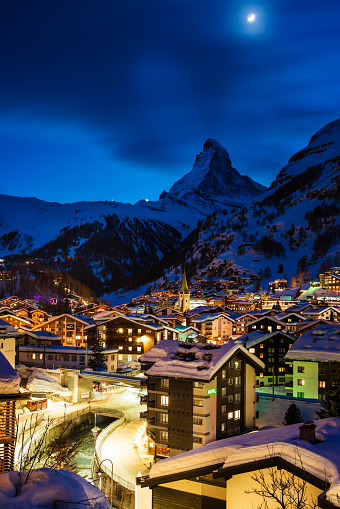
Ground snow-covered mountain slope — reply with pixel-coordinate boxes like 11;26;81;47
0;139;266;293
155;118;340;292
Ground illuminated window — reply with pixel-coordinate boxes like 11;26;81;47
234;410;240;419
193;417;202;425
234;377;240;385
32;353;36;360
319;380;326;388
137;338;141;343
128;329;133;334
137;346;141;352
118;354;123;360
39;353;43;360
160;430;168;441
128;355;132;362
228;411;233;419
118;328;123;333
221;387;227;396
259;373;264;378
128;346;132;351
228;378;233;385
161;395;169;406
278;367;285;372
129;337;132;342
221;369;227;379
194;399;203;407
160;413;168;423
118;346;123;350
161;379;169;388
297;379;305;386
260;344;263;348
260;353;263;358
194;381;203;388
249;348;255;354
221;422;226;432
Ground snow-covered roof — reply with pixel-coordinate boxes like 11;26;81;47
235;330;295;348
191;312;235;324
146;418;340;505
284;323;340;362
0;351;20;395
139;339;264;381
0;318;22;337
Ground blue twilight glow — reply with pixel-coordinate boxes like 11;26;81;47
1;1;340;204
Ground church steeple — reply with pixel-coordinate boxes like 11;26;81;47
180;270;189;293
179;270;190;315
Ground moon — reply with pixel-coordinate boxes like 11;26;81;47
247;13;256;22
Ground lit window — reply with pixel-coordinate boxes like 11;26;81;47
138;329;142;334
234;377;240;385
221;422;226;432
137;338;141;343
319;380;326;388
194;381;203;388
118;355;123;360
193;417;202;425
128;355;132;362
137;346;141;352
260;353;264;358
221;369;227;379
160;430;168;441
228;378;233;385
194;399;203;407
160;413;168;423
259;372;264;378
234;410;240;419
76;335;81;340
118;328;123;333
161;379;169;388
161;395;169;406
128;329;133;334
228;411;233;419
118;346;123;350
32;353;36;360
221;387;227;396
278;367;285;372
297;379;305;386
128;346;132;351
129;337;132;342
249;348;255;354
39;354;43;360
260;344;263;348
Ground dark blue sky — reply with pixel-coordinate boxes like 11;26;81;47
1;0;340;204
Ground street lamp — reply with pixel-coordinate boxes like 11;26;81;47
97;458;114;509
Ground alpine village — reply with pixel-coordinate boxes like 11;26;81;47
2;119;340;509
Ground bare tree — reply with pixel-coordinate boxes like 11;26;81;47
246;448;319;509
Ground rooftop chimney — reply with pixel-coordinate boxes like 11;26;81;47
299;423;316;443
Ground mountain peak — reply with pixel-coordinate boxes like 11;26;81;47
167;139;266;211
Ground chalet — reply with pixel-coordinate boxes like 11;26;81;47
31;314;91;347
191;313;235;343
284;323;340;399
137;419;340;509
301;306;340;322
0;312;33;330
139;340;264;460
319;267;340;291
246;316;285;334
0;319;21;367
85;315;165;363
238;330;296;387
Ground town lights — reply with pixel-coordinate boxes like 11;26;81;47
135;422;147;450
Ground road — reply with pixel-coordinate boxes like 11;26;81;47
95;388;154;485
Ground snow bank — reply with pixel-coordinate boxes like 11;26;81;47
27;368;72;396
0;469;109;509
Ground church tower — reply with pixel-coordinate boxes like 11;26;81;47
178;270;190;315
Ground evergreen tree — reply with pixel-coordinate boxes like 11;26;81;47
316;377;340;418
283;402;304;425
88;331;107;372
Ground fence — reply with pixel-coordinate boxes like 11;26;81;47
93;417;135;492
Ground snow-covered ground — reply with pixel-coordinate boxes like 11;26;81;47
257;394;321;428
